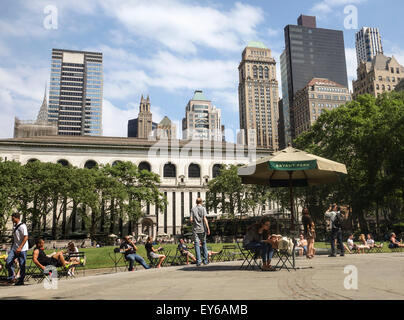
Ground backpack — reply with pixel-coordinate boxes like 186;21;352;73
333;212;344;230
13;223;34;249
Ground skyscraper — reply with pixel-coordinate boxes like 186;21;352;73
355;27;383;65
182;90;222;141
127;95;157;138
281;15;348;144
238;41;279;150
48;49;103;136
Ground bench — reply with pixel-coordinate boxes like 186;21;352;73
25;252;86;283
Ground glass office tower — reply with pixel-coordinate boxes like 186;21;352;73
48;49;103;136
282;15;348;141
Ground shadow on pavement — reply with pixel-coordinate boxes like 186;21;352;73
178;264;260;272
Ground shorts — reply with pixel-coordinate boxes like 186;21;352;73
149;252;163;259
41;257;62;268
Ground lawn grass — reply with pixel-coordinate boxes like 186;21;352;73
4;241;397;271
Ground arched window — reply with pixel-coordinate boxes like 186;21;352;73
57;159;70;167
138;161;151;172
188;163;201;178
253;65;258;79
259;66;263;79
27;158;39;163
212;164;222;178
163;163;176;178
84;160;98;169
264;67;269;79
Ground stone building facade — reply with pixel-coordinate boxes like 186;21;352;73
0;136;272;238
353;54;404;99
293;78;351;137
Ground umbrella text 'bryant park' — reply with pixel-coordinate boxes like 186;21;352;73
238;146;347;231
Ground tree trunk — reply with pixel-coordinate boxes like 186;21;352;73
109;199;115;234
62;197;67;238
52;196;58;239
357;208;368;234
71;200;77;233
100;197;105;233
32;195;38;234
81;205;86;231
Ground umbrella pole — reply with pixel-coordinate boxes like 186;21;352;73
288;171;295;231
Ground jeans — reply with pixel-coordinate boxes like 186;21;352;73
125;254;150;270
331;228;344;255
245;242;274;263
6;250;27;282
194;232;209;265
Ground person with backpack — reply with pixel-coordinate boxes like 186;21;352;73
325;204;346;257
6;213;29;286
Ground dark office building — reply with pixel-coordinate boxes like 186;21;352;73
282;15;348;142
127;118;157;138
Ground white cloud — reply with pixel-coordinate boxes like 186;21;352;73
267;28;281;37
99;0;263;53
102;99;167;137
146;51;238;91
311;0;367;14
345;47;357;91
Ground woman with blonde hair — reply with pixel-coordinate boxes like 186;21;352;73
357;234;370;253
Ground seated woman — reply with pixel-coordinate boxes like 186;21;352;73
389;233;404;249
145;236;166;268
64;241;81;276
357;234;371;253
33;239;76;271
366;234;383;248
243;216;278;271
178;238;196;265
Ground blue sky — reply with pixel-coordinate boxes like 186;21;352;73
0;0;403;140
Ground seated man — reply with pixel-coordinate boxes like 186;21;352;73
178;238;196;265
389;233;404;249
295;234;308;257
33;239;75;272
346;234;359;253
120;236;150;271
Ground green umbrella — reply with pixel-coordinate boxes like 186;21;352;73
238;146;347;230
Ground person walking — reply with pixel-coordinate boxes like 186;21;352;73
6;213;29;286
302;208;316;259
325;204;345;257
190;198;210;266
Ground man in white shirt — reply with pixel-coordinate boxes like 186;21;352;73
6;213;29;285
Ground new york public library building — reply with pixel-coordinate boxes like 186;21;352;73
0;135;273;240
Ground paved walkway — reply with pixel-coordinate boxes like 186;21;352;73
1;253;404;300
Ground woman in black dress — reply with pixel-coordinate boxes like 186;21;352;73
302;208;316;259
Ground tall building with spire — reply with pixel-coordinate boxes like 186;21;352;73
238;41;279;150
127;95;157;139
14;87;57;138
137;95;153;139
